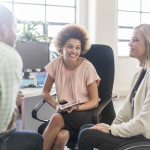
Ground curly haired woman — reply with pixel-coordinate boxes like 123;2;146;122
42;24;101;150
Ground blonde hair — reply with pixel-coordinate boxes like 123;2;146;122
53;24;91;55
134;24;150;69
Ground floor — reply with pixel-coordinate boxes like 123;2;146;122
15;97;126;150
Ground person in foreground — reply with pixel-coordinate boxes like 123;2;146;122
0;4;43;150
42;24;100;150
78;23;150;150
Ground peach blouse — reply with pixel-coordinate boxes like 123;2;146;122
45;56;100;103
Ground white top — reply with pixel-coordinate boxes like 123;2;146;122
111;68;150;139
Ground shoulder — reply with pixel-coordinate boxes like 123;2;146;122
81;58;96;71
46;56;62;68
81;57;93;67
132;68;143;80
51;56;62;64
0;43;22;70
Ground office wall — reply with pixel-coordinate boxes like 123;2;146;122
77;0;139;97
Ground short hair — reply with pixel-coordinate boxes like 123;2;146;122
53;24;91;55
134;24;150;69
0;4;13;25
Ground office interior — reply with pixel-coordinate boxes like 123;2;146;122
1;0;149;149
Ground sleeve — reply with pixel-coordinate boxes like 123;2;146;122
85;62;101;87
0;54;22;133
112;71;139;125
111;72;150;138
111;109;123;125
45;58;58;80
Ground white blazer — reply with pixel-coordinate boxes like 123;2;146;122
111;68;150;139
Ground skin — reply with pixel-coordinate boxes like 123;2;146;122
42;38;99;150
0;16;17;48
128;29;146;64
90;28;147;134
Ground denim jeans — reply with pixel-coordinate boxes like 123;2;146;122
0;130;43;150
77;124;145;150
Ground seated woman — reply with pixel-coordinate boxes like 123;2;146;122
77;23;150;150
42;24;101;150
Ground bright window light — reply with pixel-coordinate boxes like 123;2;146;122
118;0;140;12
14;4;45;21
142;0;150;12
14;0;45;4
48;25;65;37
46;6;75;23
118;42;130;57
118;28;133;40
0;2;12;11
46;0;75;7
118;0;150;57
118;11;140;27
141;13;150;24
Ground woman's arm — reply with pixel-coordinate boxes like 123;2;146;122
42;74;58;110
79;81;99;110
67;81;99;113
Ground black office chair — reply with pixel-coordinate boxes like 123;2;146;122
0;127;16;150
32;44;116;150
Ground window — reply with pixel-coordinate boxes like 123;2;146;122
0;0;76;51
118;0;150;57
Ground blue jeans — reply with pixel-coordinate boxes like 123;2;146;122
0;130;43;150
78;124;145;150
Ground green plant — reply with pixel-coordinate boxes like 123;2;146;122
17;21;50;42
50;50;59;61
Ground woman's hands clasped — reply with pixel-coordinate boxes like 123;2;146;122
55;104;79;113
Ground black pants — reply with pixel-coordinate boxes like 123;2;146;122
77;124;145;150
0;130;43;150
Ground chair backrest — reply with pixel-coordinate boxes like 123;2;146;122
82;44;114;101
82;44;116;124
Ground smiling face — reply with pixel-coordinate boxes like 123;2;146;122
128;29;146;64
62;38;81;62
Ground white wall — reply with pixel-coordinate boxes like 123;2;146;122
77;0;139;97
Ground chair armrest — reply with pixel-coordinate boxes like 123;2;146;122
92;94;117;124
0;127;16;143
32;93;56;123
115;139;150;150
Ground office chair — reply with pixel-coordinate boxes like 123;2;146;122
0;127;16;150
32;44;116;150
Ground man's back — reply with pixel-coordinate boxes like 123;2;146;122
0;41;22;134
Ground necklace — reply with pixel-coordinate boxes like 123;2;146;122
68;83;70;87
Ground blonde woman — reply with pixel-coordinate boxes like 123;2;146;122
78;24;150;150
42;24;100;150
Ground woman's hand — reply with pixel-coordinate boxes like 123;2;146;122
90;123;110;134
55;104;61;112
65;104;79;113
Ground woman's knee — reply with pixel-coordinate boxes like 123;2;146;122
49;113;64;128
54;130;70;146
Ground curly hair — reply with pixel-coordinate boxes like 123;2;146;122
53;24;91;55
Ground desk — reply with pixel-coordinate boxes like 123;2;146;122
21;87;56;132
